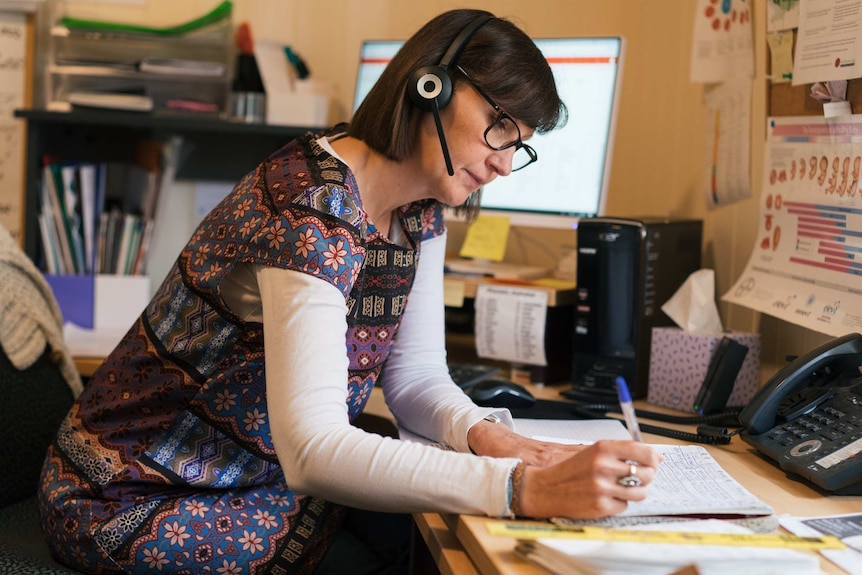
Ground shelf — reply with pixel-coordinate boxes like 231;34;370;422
444;273;576;307
15;107;325;262
15;108;320;138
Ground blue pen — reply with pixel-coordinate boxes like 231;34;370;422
615;376;643;442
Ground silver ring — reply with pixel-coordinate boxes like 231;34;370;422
618;461;642;487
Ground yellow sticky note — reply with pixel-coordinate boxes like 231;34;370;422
459;215;510;261
443;278;466;307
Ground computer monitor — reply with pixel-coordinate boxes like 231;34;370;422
353;36;624;230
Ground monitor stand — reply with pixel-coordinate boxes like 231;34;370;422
444;258;549;280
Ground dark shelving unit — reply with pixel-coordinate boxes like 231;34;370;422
15;108;324;261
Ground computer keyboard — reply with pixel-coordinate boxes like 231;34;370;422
448;361;501;389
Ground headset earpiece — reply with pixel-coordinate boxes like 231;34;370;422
408;14;493;176
407;65;453;111
407;14;492;112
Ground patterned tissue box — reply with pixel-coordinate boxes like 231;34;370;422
647;327;761;412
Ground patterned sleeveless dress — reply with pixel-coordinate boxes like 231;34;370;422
38;130;445;574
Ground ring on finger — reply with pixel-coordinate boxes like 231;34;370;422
618;460;642;488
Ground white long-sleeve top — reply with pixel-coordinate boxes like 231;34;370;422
219;230;520;518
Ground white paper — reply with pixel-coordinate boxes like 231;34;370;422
94;275;149;330
723;115;862;337
619;444;773;517
781;513;862;575
792;0;862;86
529;426;773;520
399;418;629;450
474;285;548;366
690;0;755;83
529;519;818;575
704;79;753;208
63;322;127;357
255;39;294;95
662;269;724;333
767;0;801;32
0;11;26;241
513;418;630;444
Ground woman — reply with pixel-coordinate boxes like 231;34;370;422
39;9;660;574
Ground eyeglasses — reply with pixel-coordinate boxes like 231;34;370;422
455;66;538;171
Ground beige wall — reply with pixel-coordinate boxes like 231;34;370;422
47;0;833;376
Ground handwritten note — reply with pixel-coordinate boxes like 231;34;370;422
0;11;26;240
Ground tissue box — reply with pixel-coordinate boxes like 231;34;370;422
647;327;761;411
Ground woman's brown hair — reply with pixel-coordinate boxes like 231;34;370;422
349;9;567;221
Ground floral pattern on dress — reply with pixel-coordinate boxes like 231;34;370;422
39;130;445;574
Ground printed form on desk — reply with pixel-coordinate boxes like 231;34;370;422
515;421;776;530
507;421;813;575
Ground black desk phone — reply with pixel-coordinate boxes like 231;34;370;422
740;332;862;495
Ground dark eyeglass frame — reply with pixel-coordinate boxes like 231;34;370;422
454;65;538;171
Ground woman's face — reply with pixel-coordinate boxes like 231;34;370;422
416;83;533;206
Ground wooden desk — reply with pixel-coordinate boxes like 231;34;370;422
363;386;862;575
74;357;103;378
444;274;576;307
445;435;861;575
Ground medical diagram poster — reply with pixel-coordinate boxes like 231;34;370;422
723;116;862;336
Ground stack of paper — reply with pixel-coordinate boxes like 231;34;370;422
516;520;821;575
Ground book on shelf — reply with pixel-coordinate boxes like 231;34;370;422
36;139;174;277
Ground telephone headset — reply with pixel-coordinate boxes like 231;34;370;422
407;14;494;176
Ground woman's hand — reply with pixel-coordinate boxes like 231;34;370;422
467;419;589;467
518;440;662;519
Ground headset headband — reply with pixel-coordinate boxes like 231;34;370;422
439;14;493;70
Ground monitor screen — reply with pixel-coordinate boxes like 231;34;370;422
353;36;624;229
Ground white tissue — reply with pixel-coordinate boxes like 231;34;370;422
661;269;723;334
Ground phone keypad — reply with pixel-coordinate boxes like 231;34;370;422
745;388;862;493
770;398;860;457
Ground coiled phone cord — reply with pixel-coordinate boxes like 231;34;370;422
565;401;744;445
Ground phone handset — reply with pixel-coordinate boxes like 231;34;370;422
739;333;862;435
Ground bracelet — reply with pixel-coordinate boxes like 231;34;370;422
509;462;528;517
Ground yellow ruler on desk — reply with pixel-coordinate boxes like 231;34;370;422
485;521;845;550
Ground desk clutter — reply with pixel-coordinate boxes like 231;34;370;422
39;1;335;126
44;2;234;115
481;419;856;575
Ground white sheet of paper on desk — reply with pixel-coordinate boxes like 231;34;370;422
63;323;127;357
620;445;773;518
781;514;862;575
525;519;818;575
513;418;630;444
474;284;548;366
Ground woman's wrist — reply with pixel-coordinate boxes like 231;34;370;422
467;416;507;455
508;461;528;517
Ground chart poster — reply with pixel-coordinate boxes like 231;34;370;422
690;0;754;83
723;116;862;336
704;78;752;209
